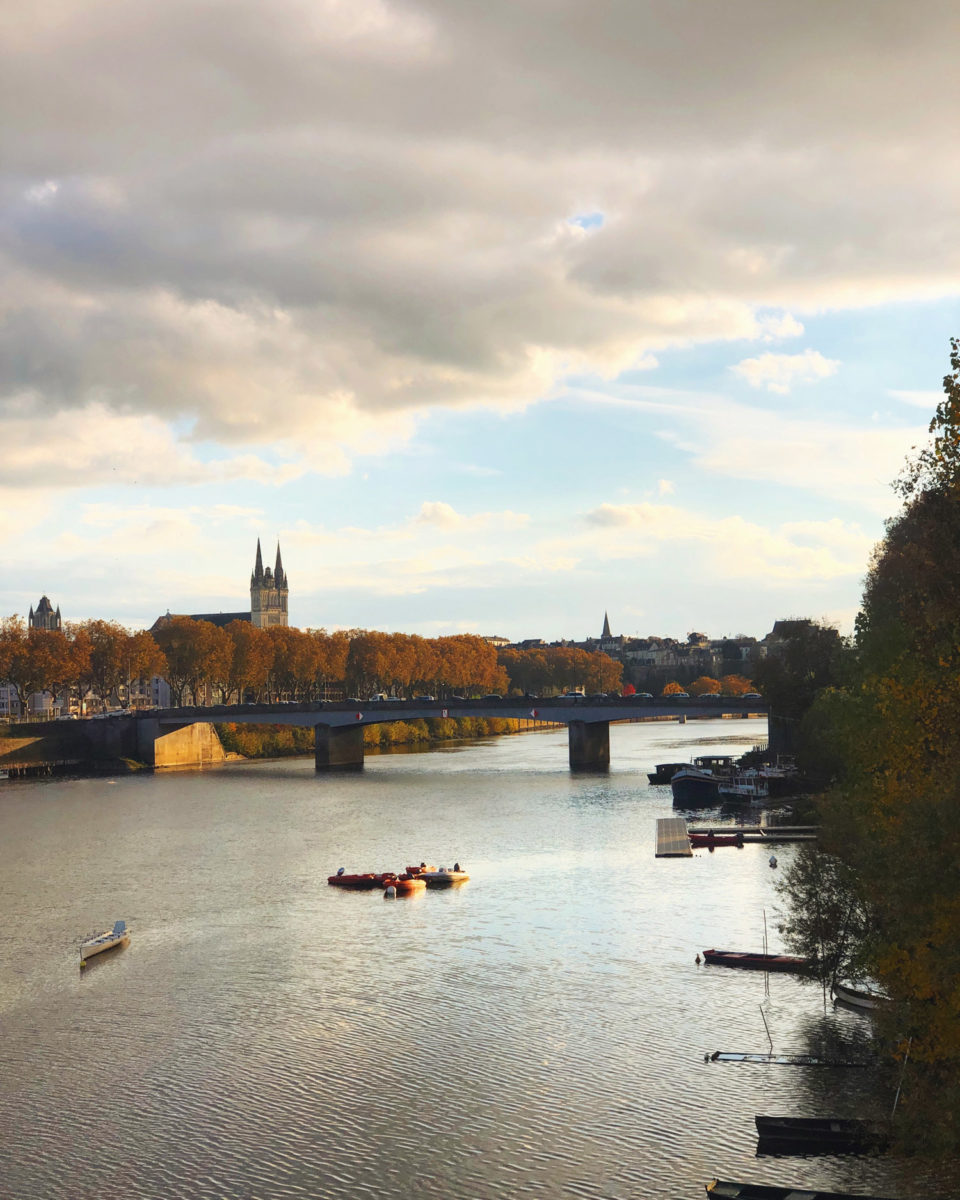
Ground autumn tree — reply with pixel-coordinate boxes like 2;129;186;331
226;621;272;702
688;675;721;696
661;680;686;695
719;673;754;696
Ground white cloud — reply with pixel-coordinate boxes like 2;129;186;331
731;349;840;394
757;312;804;341
889;389;941;410
582;502;873;582
657;478;675;496
415;501;529;531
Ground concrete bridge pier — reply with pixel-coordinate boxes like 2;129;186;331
137;719;226;768
315;723;365;771
568;720;610;771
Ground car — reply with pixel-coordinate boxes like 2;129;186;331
369;693;389;702
634;692;653;699
414;694;436;701
563;691;585;700
482;694;503;701
668;692;690;699
742;692;763;700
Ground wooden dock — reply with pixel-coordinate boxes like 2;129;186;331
656;817;692;857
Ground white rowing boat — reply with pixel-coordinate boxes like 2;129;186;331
80;920;129;966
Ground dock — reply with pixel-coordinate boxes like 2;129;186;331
688;818;818;844
656;817;692;857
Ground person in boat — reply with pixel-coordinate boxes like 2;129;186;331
453;862;461;872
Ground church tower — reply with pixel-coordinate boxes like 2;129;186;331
29;596;62;631
250;540;289;628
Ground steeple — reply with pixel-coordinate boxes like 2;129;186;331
274;543;285;588
251;538;264;584
602;611;612;639
250;538;289;628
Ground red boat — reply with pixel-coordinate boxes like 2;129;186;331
702;948;811;973
689;833;743;848
327;873;381;889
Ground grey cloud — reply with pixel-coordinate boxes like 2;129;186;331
2;0;960;464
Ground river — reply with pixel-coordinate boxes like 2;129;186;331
0;719;948;1199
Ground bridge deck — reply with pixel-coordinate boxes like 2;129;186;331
656;817;692;857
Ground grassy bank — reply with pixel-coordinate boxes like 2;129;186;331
216;716;528;759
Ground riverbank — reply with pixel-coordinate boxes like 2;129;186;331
215;716;540;760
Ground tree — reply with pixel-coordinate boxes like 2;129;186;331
689;675;720;696
662;680;686;695
80;620;131;709
227;621;272;702
718;673;754;696
776;845;875;991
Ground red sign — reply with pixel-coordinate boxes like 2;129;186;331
355;712;363;721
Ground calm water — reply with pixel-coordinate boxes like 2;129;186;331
0;720;948;1199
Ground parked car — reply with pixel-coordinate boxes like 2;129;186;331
742;692;763;700
414;694;436;701
563;691;585;700
482;694;503;701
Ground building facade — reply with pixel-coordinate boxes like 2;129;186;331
29;595;61;631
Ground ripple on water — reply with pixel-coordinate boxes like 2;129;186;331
0;722;953;1199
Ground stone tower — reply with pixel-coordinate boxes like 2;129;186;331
29;596;62;631
250;540;289;628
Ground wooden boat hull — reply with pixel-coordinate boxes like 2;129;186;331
328;873;380;889
755;1116;889;1155
80;933;129;964
707;1179;895;1199
690;834;743;848
703;948;811;973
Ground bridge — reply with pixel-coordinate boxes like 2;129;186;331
132;695;769;771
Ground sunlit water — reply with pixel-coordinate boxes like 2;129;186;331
0;719;949;1199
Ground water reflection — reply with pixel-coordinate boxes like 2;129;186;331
0;719;952;1199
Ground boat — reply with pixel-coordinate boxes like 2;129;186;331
327;873;381;889
405;864;437;875
689;832;743;848
80;920;129;966
394;875;427;895
832;980;890;1011
702;948;811;973
671;765;721;805
419;869;469;886
706;1179;895;1199
708;1052;868;1067
755;1115;890;1155
647;762;689;785
718;770;770;802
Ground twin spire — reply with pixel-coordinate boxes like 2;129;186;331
251;538;286;589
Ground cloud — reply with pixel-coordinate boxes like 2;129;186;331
758;312;804;341
730;349;840;394
582;502;874;581
657;478;675;496
1;0;959;476
414;501;529;530
889;389;942;410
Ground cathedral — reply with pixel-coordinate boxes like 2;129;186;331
250;540;289;628
151;540;289;632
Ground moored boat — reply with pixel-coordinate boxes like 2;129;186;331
755;1115;890;1155
419;869;469;886
671;766;721;806
702;948;811;973
706;1180;896;1199
690;832;743;848
394;876;427;895
80;920;129;966
647;762;689;785
327;873;381;889
832;979;890;1011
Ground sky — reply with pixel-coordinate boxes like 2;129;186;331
2;0;959;642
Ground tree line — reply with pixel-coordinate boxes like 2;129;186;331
1;614;755;714
773;339;960;1154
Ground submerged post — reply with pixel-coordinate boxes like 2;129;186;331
568;720;610;771
314;723;365;771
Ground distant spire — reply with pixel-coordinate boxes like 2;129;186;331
602;611;612;639
274;542;285;587
252;538;264;583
